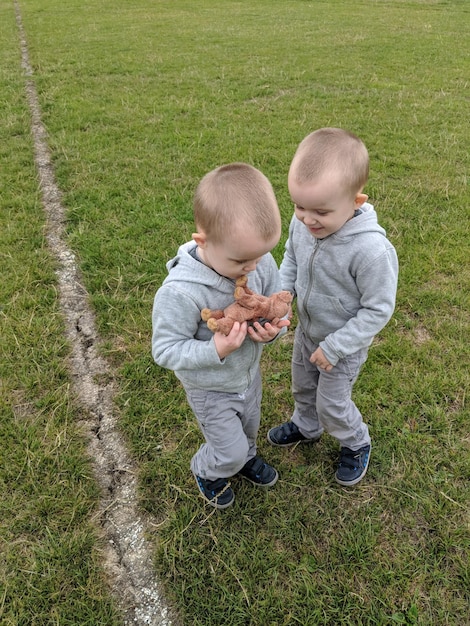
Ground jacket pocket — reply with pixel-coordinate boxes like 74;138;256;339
306;293;354;336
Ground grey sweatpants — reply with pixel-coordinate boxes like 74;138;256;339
291;327;371;451
186;370;262;481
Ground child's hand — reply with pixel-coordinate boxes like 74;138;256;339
214;321;248;359
310;346;333;371
247;318;290;343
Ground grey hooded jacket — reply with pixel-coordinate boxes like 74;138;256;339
152;242;283;393
280;203;398;366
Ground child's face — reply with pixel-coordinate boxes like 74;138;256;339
193;228;280;279
288;173;366;239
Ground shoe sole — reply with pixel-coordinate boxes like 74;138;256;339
335;447;371;487
240;469;279;487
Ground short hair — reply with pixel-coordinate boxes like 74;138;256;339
193;163;281;243
289;128;369;197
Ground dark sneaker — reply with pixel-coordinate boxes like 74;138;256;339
239;456;278;487
267;421;314;447
335;445;371;486
195;475;234;509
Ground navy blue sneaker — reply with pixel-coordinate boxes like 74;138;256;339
239;456;278;487
267;421;318;447
195;475;234;509
335;445;371;486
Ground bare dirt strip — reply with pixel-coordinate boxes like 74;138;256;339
14;3;175;624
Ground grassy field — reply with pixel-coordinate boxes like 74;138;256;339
2;0;469;624
0;2;121;624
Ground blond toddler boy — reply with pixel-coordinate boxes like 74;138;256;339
152;163;289;508
268;128;398;486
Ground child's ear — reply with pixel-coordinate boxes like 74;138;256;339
192;232;207;248
355;192;368;208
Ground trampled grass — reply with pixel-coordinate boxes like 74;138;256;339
3;0;469;624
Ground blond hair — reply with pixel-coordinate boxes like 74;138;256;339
193;163;281;243
290;128;369;197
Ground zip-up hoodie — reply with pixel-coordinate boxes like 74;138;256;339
152;242;283;393
280;203;398;366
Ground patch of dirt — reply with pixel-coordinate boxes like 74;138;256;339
15;3;176;624
414;325;431;345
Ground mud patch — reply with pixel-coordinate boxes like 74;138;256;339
15;3;174;624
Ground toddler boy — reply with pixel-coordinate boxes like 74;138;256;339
268;128;398;486
152;163;289;508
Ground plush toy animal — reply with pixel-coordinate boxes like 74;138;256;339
201;276;292;336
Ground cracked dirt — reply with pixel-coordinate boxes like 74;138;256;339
15;3;175;624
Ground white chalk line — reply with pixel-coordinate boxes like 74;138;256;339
14;2;174;624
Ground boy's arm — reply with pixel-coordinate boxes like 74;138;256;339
152;286;223;371
320;248;398;366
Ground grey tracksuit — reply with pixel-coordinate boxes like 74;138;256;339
280;203;398;450
152;242;283;479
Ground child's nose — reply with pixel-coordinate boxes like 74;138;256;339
304;213;319;225
243;259;258;272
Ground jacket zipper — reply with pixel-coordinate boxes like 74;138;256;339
303;240;321;335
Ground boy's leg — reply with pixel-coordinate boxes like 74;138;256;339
268;327;323;445
237;370;278;486
290;327;324;439
237;369;262;463
317;351;371;485
316;348;370;450
187;387;254;481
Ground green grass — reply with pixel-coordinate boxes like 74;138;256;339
4;0;470;623
0;2;120;623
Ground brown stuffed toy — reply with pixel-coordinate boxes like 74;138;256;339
201;276;292;336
